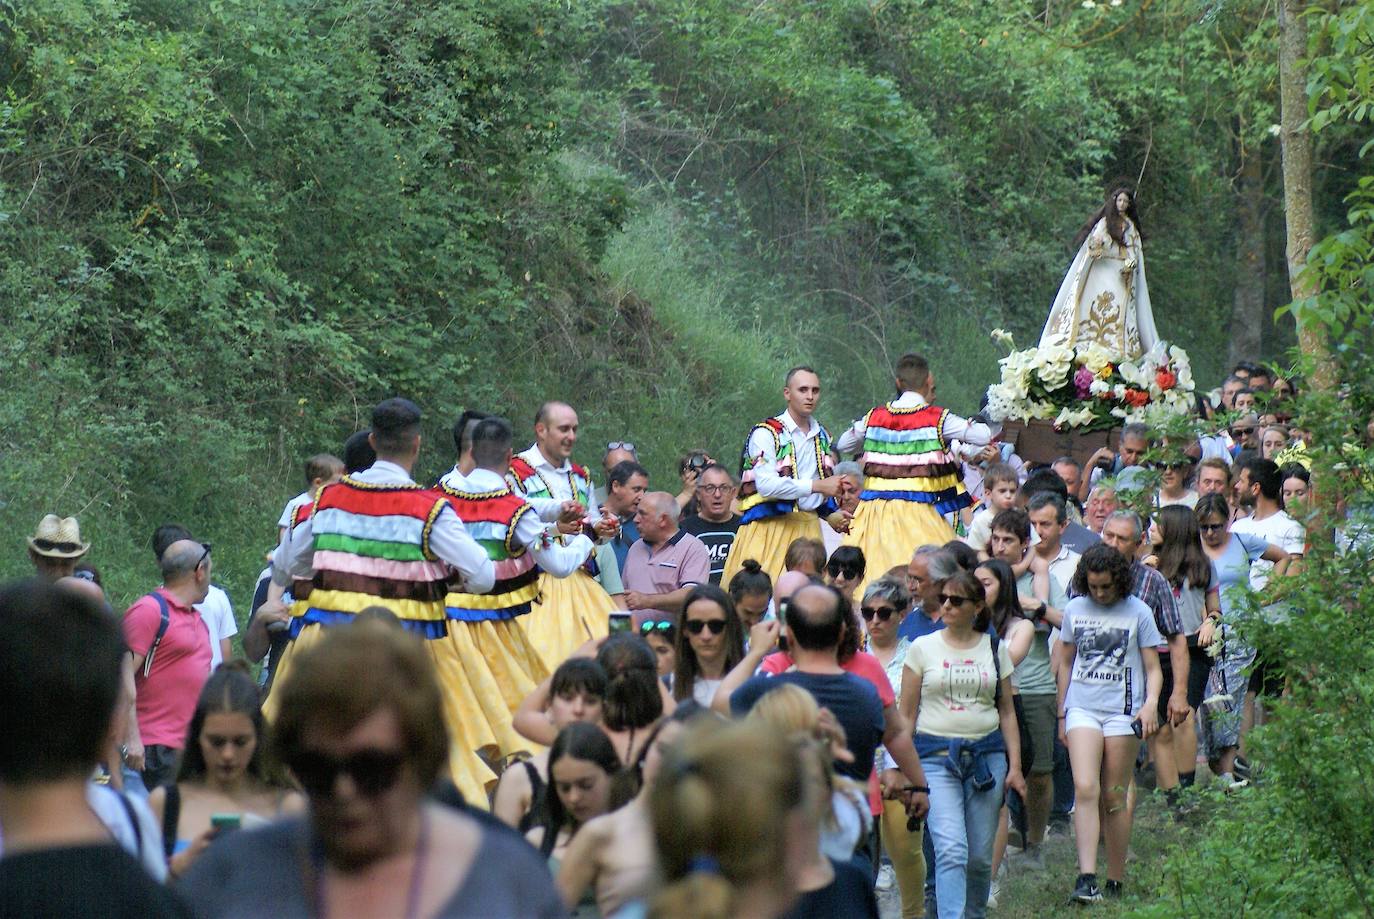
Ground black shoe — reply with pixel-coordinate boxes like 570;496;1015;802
1105;880;1123;899
1233;755;1253;782
1072;873;1103;904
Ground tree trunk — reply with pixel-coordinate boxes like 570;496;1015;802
1277;0;1332;390
1229;145;1266;366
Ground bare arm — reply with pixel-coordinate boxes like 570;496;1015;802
557;814;609;908
1005;618;1034;667
625;585;696;615
122;652;144;772
713;619;779;715
491;761;534;830
1137;647;1163;737
1167;634;1190;725
513;676;559;747
998;676;1026;797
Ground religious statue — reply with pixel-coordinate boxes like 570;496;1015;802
1039;186;1159;361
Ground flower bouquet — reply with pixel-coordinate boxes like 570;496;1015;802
983;330;1195;432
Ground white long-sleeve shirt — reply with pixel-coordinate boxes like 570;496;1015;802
748;411;830;512
442;468;595;578
835;390;1000;457
272;460;495;594
515;444;603;524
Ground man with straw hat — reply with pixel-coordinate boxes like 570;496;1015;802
27;514;90;581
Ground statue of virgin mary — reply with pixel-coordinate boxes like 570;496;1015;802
1039;186;1159;360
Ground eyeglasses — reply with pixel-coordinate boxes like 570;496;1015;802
197;542;213;569
827;563;863;580
698;484;732;495
1198;523;1226;533
288;748;406;798
939;594;976;608
607;441;636;453
640;620;675;635
860;605;898;622
683;619;726;636
32;539;84;554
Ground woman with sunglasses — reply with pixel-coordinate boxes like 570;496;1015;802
672;585;746;707
497;657;607;831
973;559;1036;903
1154;460;1198;510
527;723;622;918
179;620;567;918
1194;493;1291;786
900;570;1024;919
859;576;926;919
1056;545;1163;904
149;662;303;879
638;618;678;678
825;546;867;604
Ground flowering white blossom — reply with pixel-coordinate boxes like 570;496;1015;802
1089;379;1111;396
990;328;1016;348
1075;343;1114;374
1054;405;1097;428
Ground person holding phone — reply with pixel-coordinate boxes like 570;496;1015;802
149;663;303;879
1055;545;1163;904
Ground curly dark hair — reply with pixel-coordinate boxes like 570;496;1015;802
1070;544;1133;603
1073;185;1144;250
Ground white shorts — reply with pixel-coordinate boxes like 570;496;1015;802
1064;707;1137;738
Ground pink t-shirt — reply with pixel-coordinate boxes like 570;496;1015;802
123;588;212;749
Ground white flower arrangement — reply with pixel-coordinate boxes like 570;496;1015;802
983;332;1196;432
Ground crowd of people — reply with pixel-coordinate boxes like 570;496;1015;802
0;352;1331;918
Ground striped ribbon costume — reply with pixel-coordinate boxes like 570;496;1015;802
856;403;971;514
436;482;543;621
737;417;839;524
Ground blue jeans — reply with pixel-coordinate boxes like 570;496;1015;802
923;752;1007;919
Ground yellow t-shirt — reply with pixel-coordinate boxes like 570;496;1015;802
904;631;1014;740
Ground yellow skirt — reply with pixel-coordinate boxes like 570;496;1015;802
844;498;954;600
722;511;821;585
263;618;549;809
520;570;614;672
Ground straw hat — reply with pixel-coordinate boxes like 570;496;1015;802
27;514;90;559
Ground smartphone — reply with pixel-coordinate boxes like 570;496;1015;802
211;813;242;831
1130;717;1143;738
609;613;633;635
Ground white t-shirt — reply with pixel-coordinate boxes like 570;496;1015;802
1231;511;1305;590
86;782;167;882
277;491;313;534
197;585;237;668
1061;595;1164;717
1156;490;1198;510
905;631;1014;739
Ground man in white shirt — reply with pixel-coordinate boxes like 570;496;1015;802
1231;457;1305;591
722;366;848;585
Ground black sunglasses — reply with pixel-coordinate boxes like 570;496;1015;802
1198;523;1226;532
860;604;898;622
32;538;84;554
640;620;675;635
197;542;213;569
683;619;726;636
939;594;976;608
288;748;406;798
827;563;862;580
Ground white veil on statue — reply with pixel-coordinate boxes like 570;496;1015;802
1039;198;1159;361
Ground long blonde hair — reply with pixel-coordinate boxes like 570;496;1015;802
647;720;803;919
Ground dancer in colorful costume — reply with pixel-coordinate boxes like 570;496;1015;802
721;366;848;584
435;415;599;793
265;398;499;803
507;401;619;669
836;352;999;595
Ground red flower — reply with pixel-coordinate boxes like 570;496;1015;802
1156;369;1177;391
1123;388;1151;408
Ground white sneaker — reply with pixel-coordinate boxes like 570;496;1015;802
875;863;895;892
988;876;1001;909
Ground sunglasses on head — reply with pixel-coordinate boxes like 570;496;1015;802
939;593;976;608
827;563;862;580
607;441;636;453
684;618;726;636
288;748;406;798
860;604;898;622
639;619;675;635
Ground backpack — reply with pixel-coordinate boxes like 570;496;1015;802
141;592;171;678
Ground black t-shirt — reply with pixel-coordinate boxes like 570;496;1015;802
729;671;884;783
678;514;741;585
0;844;195;919
781;858;880;919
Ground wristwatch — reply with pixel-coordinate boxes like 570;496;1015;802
1034;602;1047;622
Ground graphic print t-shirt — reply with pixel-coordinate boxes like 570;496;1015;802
1061;595;1164;717
678;514;741;584
905;632;1014;740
